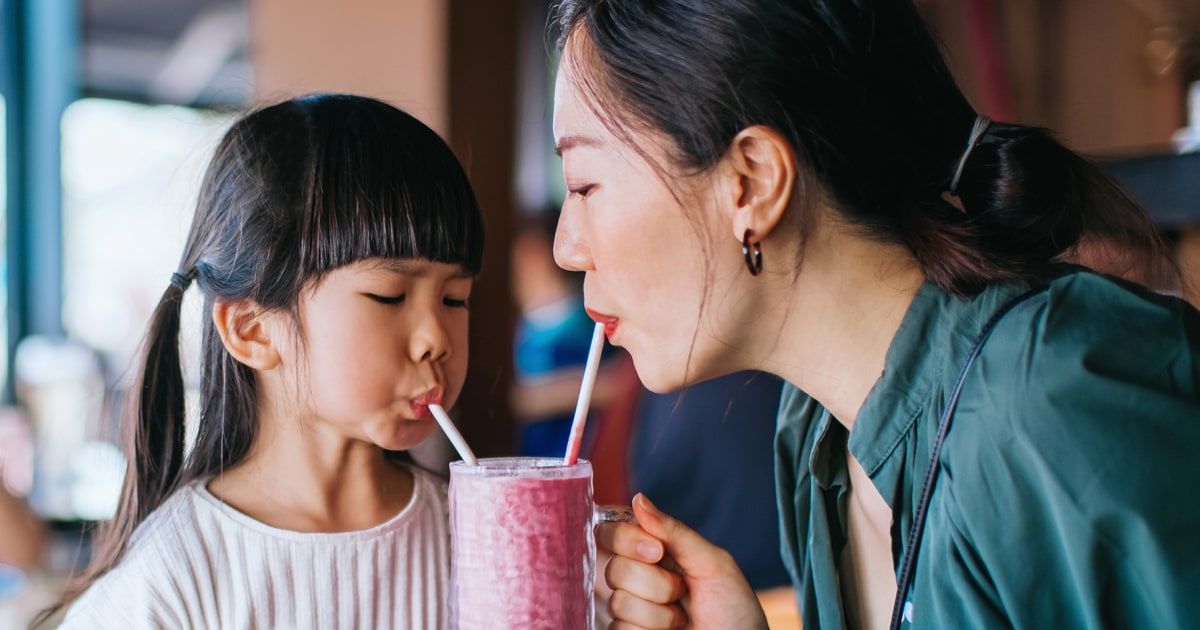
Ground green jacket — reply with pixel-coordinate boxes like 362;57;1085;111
776;269;1200;629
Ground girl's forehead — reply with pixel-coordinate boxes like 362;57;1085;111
305;258;473;296
356;257;474;279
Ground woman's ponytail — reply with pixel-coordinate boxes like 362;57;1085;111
903;122;1172;295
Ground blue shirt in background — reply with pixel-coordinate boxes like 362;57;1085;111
631;371;792;591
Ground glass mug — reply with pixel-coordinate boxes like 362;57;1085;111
448;457;633;630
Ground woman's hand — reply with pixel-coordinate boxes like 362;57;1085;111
596;493;769;630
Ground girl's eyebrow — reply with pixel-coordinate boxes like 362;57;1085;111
368;258;474;279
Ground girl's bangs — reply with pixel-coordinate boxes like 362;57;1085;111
301;98;485;276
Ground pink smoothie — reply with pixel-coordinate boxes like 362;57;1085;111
449;458;595;630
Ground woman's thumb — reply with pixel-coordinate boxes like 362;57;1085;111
632;493;731;578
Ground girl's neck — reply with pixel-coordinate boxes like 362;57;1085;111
207;421;415;533
758;217;924;432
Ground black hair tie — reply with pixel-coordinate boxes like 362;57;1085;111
170;269;196;291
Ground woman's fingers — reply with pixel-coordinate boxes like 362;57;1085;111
605;554;687;604
597;509;688;628
608;588;687;630
631;493;733;578
597;521;665;564
599;494;770;630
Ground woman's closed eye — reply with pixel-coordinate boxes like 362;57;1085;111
443;296;470;309
568;184;596;199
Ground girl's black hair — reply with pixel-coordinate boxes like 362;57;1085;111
553;0;1171;295
45;93;484;617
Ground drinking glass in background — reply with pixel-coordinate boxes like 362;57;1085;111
448;457;631;630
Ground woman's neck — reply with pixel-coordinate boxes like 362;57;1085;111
758;218;924;432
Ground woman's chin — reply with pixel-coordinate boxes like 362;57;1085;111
631;358;690;395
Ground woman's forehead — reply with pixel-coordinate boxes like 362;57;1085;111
552;49;593;140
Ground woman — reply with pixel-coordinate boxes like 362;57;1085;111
549;1;1200;628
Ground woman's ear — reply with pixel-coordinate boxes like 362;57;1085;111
212;299;281;370
724;125;797;242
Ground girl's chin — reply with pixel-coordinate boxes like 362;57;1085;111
374;424;437;453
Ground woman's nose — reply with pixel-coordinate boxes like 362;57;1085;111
553;204;592;272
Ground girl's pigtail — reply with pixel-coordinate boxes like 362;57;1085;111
126;277;192;524
36;278;193;621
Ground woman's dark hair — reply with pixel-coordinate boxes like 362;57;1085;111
43;93;484;617
553;0;1171;295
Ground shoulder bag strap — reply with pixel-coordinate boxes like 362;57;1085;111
888;286;1047;630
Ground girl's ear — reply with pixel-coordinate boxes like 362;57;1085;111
723;125;797;243
212;299;281;370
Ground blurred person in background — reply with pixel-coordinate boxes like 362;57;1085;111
628;372;790;592
628;371;795;622
511;209;620;458
0;408;44;574
0;479;45;574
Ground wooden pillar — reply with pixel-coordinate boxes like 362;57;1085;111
250;0;448;133
447;0;519;457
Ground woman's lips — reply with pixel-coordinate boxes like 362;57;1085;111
585;308;620;339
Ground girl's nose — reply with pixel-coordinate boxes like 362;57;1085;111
553;204;593;272
410;313;451;363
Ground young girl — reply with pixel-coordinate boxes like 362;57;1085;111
46;93;484;628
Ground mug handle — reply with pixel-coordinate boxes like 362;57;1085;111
592;505;638;627
594;505;638;525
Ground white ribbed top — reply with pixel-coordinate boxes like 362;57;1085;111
60;466;450;630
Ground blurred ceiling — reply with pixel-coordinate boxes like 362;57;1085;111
80;0;1200;110
82;0;250;107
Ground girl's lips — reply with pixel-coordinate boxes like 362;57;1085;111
410;388;444;420
585;309;620;339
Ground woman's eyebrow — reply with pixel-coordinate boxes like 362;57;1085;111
555;134;603;156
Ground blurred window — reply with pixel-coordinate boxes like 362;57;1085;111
61;98;236;395
0;95;8;389
26;97;238;521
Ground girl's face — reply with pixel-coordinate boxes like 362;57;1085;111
279;258;472;451
552;48;744;393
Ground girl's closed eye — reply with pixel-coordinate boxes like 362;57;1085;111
443;296;470;309
368;293;406;305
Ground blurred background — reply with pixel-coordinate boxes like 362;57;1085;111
0;0;1197;627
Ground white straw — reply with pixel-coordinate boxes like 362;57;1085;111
563;322;607;465
429;403;477;465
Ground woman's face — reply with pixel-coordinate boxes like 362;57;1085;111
552;47;741;392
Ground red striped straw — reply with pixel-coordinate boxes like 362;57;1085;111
562;322;606;466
